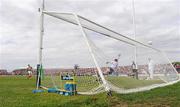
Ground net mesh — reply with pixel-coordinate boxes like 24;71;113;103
41;14;103;94
40;12;179;94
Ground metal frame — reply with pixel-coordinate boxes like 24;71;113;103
38;0;110;92
74;14;110;92
131;0;137;64
37;0;179;93
36;0;45;89
43;11;161;52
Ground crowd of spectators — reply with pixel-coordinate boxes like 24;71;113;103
8;63;175;76
0;69;8;75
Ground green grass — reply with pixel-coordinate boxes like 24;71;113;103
106;76;163;89
41;75;164;92
41;76;100;92
0;76;180;107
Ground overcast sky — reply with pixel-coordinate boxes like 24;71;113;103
0;0;180;71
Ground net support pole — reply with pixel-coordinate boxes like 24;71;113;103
37;0;45;89
74;14;110;92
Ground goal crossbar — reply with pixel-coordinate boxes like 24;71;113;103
43;11;161;52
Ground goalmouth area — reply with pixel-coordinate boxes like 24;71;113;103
0;76;180;107
34;0;180;96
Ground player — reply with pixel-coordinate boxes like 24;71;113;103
131;61;138;79
27;64;33;79
148;58;154;79
107;59;118;76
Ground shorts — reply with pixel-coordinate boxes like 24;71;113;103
28;71;32;74
132;69;137;73
109;68;114;74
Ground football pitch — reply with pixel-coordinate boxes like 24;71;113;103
41;75;164;92
0;76;180;107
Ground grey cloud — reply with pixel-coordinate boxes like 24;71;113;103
0;0;179;71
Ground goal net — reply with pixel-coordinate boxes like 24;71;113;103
39;12;179;95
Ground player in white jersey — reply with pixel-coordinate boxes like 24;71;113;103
148;58;154;79
109;59;118;76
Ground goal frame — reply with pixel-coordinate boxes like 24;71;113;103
36;0;179;94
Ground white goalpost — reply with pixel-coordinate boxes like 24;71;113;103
35;0;180;95
74;14;110;92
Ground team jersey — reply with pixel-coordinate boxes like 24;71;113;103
110;61;118;69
